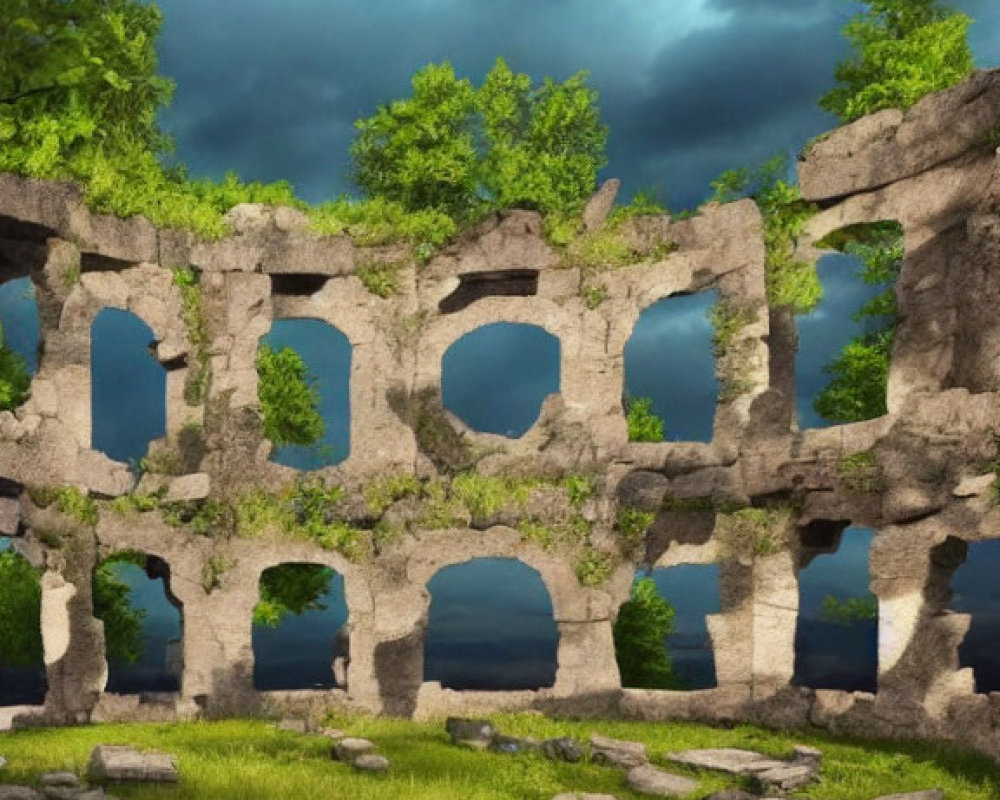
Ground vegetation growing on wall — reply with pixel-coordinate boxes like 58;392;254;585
253;563;334;627
0;320;31;411
814;222;903;424
819;0;974;124
0;548;43;666
92;552;148;664
28;485;99;526
614;577;678;689
624;396;664;443
256;344;324;448
172;268;211;405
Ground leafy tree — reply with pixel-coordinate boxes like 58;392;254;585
479;57;607;215
814;222;903;423
613;577;678;689
0;320;31;411
92;552;148;664
820;593;878;624
253;563;334;627
820;0;974;123
0;548;43;667
350;58;607;224
256;344;325;448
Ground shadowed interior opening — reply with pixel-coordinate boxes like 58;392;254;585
949;539;1000;693
423;557;559;691
438;270;539;314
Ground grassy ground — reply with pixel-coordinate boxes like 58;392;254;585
0;714;997;799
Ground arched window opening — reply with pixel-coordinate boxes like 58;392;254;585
0;536;47;706
91;308;166;464
424;558;559;690
441;323;559;438
259;318;351;470
950;539;1000;693
93;552;182;694
797;221;902;429
623;292;718;443
615;565;719;690
793;525;878;691
0;276;40;413
252;563;347;691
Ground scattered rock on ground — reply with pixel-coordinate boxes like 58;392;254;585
755;761;817;791
551;794;620;800
490;735;541;755
626;764;698;797
38;774;79;789
351;754;390;774
0;788;41;800
791;744;822;764
589;734;647;769
86;745;178;783
445;718;496;749
701;792;770;800
871;792;944;800
543;737;584;763
331;738;377;764
666;748;787;775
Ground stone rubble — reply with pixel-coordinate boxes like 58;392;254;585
625;764;698;797
86;745;178;784
588;734;648;769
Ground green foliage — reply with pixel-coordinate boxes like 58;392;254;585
173;267;210;405
30;485;98;526
624;396;664;443
582;285;606;309
109;492;161;515
308;195;457;256
837;451;886;493
253;563;333;627
0;320;31;411
613;577;678;689
256;344;325;448
616;507;655;545
563;474;595;510
351;62;480;220
356;261;403;298
0;1;301;239
708;299;757;357
93;553;148;664
479;57;607;216
814;222;903;423
0;549;43;666
364;473;422;516
201;554;236;593
450;472;535;519
162;499;233;536
717;506;793;560
575;547;615;586
819;0;974;123
517;515;591;552
820;594;879;625
710;154;820;314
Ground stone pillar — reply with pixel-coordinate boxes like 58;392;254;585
750;550;799;696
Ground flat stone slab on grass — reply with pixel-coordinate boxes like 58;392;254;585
0;788;41;800
589;734;648;769
666;748;789;775
332;738;377;764
754;762;816;791
87;745;178;783
872;792;944;800
627;764;698;797
38;773;79;789
552;794;620;800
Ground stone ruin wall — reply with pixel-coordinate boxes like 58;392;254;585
1;68;1000;760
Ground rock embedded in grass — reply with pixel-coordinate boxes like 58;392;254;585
445;717;496;749
490;734;541;755
0;788;42;799
331;737;377;764
589;734;647;769
551;793;620;800
38;773;80;789
86;745;178;784
871;792;945;800
626;764;698;797
351;754;390;774
542;737;584;763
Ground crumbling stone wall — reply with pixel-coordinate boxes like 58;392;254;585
1;68;1000;762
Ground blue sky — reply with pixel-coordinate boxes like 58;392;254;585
153;0;1000;208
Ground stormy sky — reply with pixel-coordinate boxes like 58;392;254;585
153;0;1000;209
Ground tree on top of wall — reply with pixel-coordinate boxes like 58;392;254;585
819;0;974;123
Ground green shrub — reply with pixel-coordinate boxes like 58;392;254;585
708;299;757;357
356;261;403;298
256;344;324;448
451;472;535;519
365;474;422;516
616;507;654;545
625;396;664;443
93;554;148;664
0;550;43;666
173;268;211;405
837;451;886;493
575;547;615;586
0;321;31;411
30;485;98;526
563;474;595;509
613;577;678;689
820;594;878;625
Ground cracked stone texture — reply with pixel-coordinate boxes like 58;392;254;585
0;68;998;767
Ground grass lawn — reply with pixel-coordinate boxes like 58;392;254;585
0;713;998;799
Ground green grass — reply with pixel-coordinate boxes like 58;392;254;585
0;715;997;800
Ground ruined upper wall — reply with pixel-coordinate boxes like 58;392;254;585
0;69;1000;763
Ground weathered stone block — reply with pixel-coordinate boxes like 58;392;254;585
86;745;178;783
626;764;698;797
589;734;647;769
